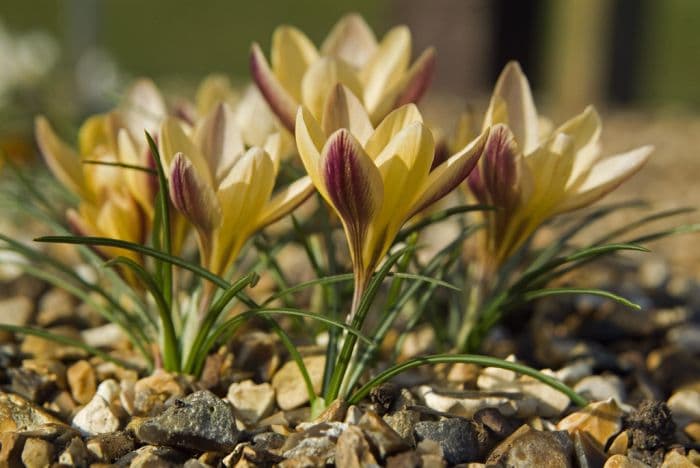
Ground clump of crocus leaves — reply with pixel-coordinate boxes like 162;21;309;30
1;14;698;415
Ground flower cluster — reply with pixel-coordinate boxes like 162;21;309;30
24;14;657;381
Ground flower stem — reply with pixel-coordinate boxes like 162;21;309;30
324;271;368;404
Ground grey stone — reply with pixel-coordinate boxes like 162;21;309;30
335;424;378;467
58;436;90;467
86;431;135;462
134;390;239;452
383;409;420;445
281;421;347;464
358;411;409;459
252;431;286;451
414;418;483;465
574;374;627;403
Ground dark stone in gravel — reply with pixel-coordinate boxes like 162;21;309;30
7;367;56;403
625;400;676;466
133;390;239;452
414;418;482;465
369;382;399;416
473;407;518;440
253;431;286;450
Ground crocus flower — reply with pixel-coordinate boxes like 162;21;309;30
250;13;436;132
295;85;489;310
467;61;653;268
34;79;167;261
159;103;313;277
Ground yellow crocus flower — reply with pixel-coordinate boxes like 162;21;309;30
295;85;489;310
250;13;435;132
467;61;653;268
159;103;313;277
34;79;169;262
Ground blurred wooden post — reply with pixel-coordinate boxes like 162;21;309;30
543;0;612;118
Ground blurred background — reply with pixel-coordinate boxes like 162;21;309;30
0;0;698;274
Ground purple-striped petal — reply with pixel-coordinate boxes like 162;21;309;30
482;124;520;208
169;153;221;233
410;128;489;218
394;47;436;108
321;129;382;270
250;43;299;133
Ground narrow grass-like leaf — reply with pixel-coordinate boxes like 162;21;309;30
263;271;457;307
325;245;416;403
347;353;588;407
146;131;173;308
182;272;259;374
526;201;648;273
396;204;492;242
82;160;157;174
625;223;700;245
105;256;180;371
190;307;373;377
513;243;649;292
593;207;696;245
521;287;641;310
0;324;143;372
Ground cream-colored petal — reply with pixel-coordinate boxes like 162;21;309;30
194;102;245;186
322;84;374;145
78;114;116;157
234;85;284;149
410;128;489;218
321;13;377;69
373;121;434;179
271;26;319;101
301;57;364;122
554;106;603;189
250;43;299;132
256;176;315;229
195;74;235;116
295;107;330;199
159;117;213;186
364;104;423;159
214;148;276;273
484;61;539;154
369;47;436;123
35;116;87;199
120;78;167;140
526;133;576;210
117;129;155;217
370;123;435;263
556;145;652;214
361;26;411;115
98;191;145;243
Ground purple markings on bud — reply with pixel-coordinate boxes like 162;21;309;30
395;48;436;108
323;130;377;233
169;153;220;233
250;44;298;133
483;124;519;208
